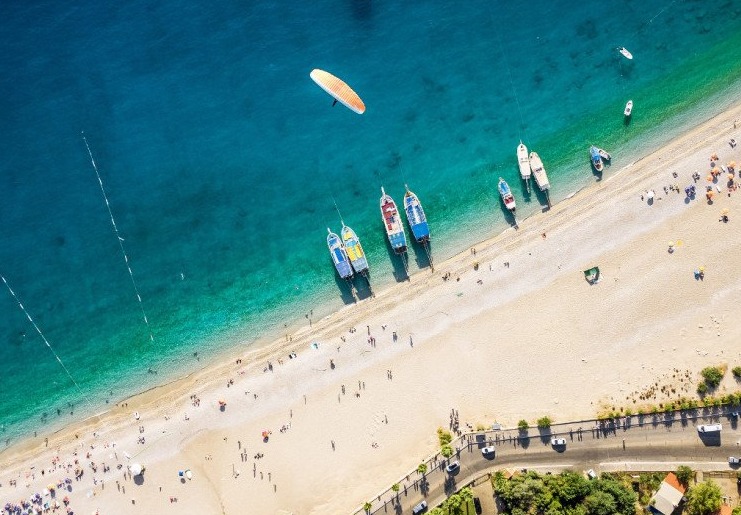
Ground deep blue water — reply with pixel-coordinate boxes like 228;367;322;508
1;0;741;444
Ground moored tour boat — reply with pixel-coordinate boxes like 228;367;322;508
327;229;353;280
529;151;550;191
498;177;516;211
403;186;430;243
624;100;633;117
618;47;633;60
517;142;531;182
341;224;369;276
380;187;407;255
589;146;604;172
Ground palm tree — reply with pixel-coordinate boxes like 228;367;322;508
417;463;428;475
363;501;372;513
458;487;474;515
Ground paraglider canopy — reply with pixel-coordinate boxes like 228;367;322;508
130;463;143;476
310;69;366;114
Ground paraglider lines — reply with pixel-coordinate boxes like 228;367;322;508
82;132;154;342
1;274;82;392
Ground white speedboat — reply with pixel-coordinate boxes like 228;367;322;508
618;47;633;60
517;142;531;181
497;177;516;211
624;100;633;117
590;146;604;173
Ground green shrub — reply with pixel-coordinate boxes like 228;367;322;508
701;366;724;388
437;427;453;446
732;366;741;379
676;465;693;486
697;382;708;395
518;419;529;431
537;416;552;429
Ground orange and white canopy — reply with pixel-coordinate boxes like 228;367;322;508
310;69;365;114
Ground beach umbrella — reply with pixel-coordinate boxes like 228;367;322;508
647;190;655;199
185;469;193;480
130;463;143;476
729;160;736;168
706;174;713;181
721;208;730;215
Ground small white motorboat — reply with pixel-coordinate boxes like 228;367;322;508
618;47;633;60
598;148;611;161
624;100;633;117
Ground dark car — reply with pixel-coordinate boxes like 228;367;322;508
473;497;482;514
445;461;460;474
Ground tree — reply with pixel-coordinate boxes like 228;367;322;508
732;366;741;379
732;507;741;515
675;465;694;486
363;501;372;513
391;483;400;493
417;463;427;475
445;493;464;515
537;416;552;429
685;480;722;515
700;366;724;388
458;487;474;515
441;444;454;459
437;427;453;446
550;471;590;506
592;476;637;515
583;491;616;515
518;419;529;431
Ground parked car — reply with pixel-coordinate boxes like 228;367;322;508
729;456;740;465
473;497;482;515
412;500;428;514
697;423;722;433
481;446;496;456
551;438;566;447
445;461;460;474
586;469;597;479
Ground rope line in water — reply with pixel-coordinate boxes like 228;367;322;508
1;274;83;392
81;132;154;342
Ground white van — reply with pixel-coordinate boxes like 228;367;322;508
697;423;722;433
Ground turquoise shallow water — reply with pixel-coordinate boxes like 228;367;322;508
1;0;741;444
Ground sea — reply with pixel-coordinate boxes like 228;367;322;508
2;0;741;445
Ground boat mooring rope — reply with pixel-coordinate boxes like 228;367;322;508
82;132;154;343
1;274;83;392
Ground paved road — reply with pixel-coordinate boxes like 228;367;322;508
367;411;741;515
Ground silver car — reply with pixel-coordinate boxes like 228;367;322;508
551;438;566;447
412;500;428;514
481;446;496;456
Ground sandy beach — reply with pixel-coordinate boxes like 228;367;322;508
2;104;741;514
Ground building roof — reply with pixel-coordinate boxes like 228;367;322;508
648;473;686;515
663;472;686;494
